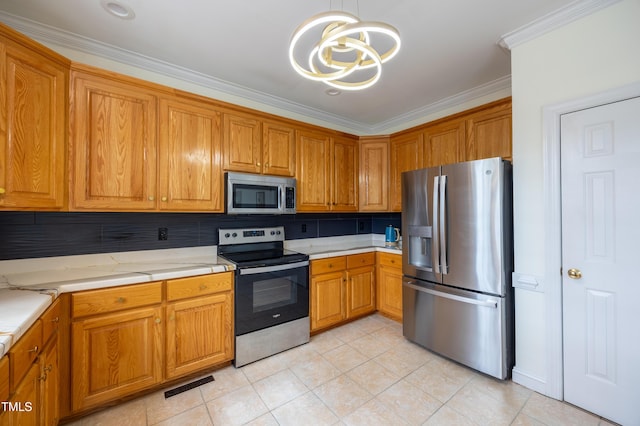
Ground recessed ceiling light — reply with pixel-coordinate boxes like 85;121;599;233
325;89;341;96
101;0;135;19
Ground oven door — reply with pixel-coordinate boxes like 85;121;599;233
235;261;309;336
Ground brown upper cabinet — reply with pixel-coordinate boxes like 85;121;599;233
359;137;389;212
223;113;296;177
465;100;512;161
0;24;69;210
70;65;223;211
390;130;423;212
423;119;465;168
296;130;358;212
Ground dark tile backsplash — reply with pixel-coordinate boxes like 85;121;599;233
0;212;401;261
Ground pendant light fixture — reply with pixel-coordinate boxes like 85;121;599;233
288;7;400;91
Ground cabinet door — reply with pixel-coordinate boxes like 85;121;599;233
70;70;158;210
222;113;261;174
423;119;465;167
358;138;389;212
331;136;358;211
5;362;39;426
39;337;59;426
311;271;346;331
165;292;233;379
262;121;295;177
346;266;375;318
296;130;331;211
390;131;423;211
377;263;403;321
465;101;512;161
0;36;68;210
71;306;163;411
158;96;223;211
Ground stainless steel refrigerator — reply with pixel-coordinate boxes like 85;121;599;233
402;157;514;379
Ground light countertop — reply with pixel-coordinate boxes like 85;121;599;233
0;234;401;357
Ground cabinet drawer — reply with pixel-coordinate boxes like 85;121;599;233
377;252;402;268
311;257;346;275
166;272;233;301
72;282;162;318
347;252;375;269
41;298;61;344
0;355;8;402
9;320;42;392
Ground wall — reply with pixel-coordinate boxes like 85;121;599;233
510;0;640;395
0;212;400;261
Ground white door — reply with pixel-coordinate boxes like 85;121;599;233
561;96;640;426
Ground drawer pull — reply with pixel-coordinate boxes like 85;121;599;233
28;346;39;354
116;297;126;304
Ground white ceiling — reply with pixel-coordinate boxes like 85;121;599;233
0;0;589;135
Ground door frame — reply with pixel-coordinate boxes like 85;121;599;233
541;81;640;400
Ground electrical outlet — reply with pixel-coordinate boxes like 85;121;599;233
301;224;307;233
358;221;365;232
158;227;168;240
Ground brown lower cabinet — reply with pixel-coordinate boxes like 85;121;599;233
310;253;376;332
0;298;61;426
70;273;234;414
376;252;403;321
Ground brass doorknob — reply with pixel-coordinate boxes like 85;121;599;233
567;268;582;279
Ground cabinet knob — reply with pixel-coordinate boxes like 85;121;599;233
265;162;269;167
0;187;5;195
199;284;208;291
155;318;162;324
43;364;53;373
38;373;47;382
161;196;168;202
51;316;59;323
256;162;261;167
116;297;126;304
28;345;39;354
148;196;155;201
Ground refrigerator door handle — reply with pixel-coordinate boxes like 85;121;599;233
440;175;448;274
403;281;498;309
432;176;440;274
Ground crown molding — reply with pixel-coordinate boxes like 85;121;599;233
498;0;621;50
1;11;508;135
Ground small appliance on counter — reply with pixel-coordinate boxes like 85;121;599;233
218;226;309;367
385;225;400;248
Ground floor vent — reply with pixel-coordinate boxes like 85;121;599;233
164;375;214;399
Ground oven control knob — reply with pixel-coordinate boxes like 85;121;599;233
224;233;230;238
276;230;281;235
270;231;275;235
232;232;237;238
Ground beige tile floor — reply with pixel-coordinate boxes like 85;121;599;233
66;314;616;425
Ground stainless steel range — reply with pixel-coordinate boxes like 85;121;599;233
218;226;310;367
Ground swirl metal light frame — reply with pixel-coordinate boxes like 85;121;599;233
289;11;401;91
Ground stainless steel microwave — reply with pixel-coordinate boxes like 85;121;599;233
225;172;296;214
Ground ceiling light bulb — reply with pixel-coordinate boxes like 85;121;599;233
101;0;135;19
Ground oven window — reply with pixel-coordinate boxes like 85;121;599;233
253;276;297;313
233;183;279;209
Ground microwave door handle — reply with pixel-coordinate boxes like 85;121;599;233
278;186;282;210
440;175;448;274
432;176;440;274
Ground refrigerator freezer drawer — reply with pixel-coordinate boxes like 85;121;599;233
402;278;511;379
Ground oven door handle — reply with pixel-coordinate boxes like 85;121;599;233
239;260;309;275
